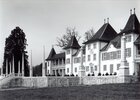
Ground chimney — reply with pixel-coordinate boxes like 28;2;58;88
130;9;132;15
107;18;109;23
104;19;106;24
134;8;135;14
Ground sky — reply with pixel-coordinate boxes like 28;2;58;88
0;0;140;67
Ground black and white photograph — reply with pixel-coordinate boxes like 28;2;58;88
0;0;140;100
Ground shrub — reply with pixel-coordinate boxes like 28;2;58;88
88;74;90;76
114;72;117;75
102;74;104;76
110;73;112;75
98;73;101;76
92;73;95;76
64;74;69;76
70;74;74;76
105;72;109;76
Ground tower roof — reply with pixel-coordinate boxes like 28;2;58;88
64;35;81;49
120;13;140;34
46;48;56;60
84;23;117;44
134;35;140;45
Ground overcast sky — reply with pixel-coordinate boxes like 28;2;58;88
0;0;140;67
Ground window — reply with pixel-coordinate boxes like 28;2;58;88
106;53;110;60
113;52;117;59
66;58;70;64
110;52;113;59
74;57;80;63
53;60;55;65
83;56;85;62
93;43;96;49
67;68;69;73
91;67;93;73
86;66;89;71
126;35;131;42
110;64;113;74
67;50;70;54
137;45;140;55
117;64;120;70
117;51;121;59
94;66;97;71
103;65;107;71
75;67;77;72
137;44;140;55
102;53;106;60
93;54;96;60
88;55;90;61
59;59;62;65
88;44;91;50
56;60;58;65
102;50;121;61
125;48;131;57
47;62;49;66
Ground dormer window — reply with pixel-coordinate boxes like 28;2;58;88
67;50;70;54
88;55;90;61
126;35;131;42
88;44;91;50
93;43;96;49
66;58;70;64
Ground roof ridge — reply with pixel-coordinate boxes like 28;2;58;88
99;23;108;39
71;36;74;47
64;35;80;49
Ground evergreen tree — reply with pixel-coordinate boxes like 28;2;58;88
2;27;29;76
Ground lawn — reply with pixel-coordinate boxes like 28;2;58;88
0;83;140;100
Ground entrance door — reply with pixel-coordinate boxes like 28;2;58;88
110;64;113;74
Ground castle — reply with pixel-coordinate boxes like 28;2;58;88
0;9;140;88
46;9;140;77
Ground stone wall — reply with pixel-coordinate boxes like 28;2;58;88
0;75;139;89
83;76;119;85
22;77;48;88
1;76;80;88
47;77;79;87
3;77;49;88
83;75;139;85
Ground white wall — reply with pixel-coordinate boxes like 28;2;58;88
101;33;139;76
101;44;121;75
85;41;107;76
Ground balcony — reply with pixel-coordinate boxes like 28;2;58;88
52;63;65;68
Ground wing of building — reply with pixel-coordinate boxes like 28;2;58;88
46;9;140;77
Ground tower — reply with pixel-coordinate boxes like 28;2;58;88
64;36;81;75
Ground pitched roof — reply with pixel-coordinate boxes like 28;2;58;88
110;35;121;48
120;13;140;34
53;52;65;59
100;34;121;51
100;43;109;51
134;35;140;45
64;36;81;49
84;23;117;44
46;48;56;60
46;48;65;61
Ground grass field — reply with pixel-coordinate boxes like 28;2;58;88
0;83;140;100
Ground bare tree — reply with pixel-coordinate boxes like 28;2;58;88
84;28;95;41
56;27;81;48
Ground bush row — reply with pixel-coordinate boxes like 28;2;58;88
87;72;117;76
